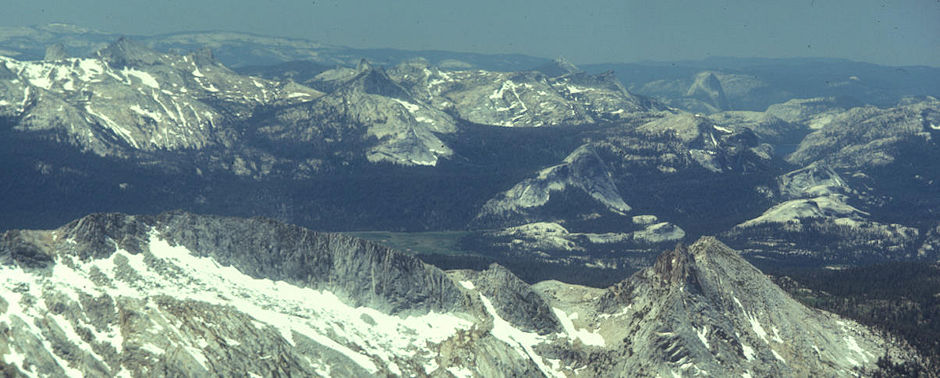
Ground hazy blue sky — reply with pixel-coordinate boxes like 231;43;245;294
3;0;938;66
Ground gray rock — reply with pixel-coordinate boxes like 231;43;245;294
686;72;729;111
534;57;580;78
43;44;67;61
788;97;939;168
260;60;457;166
473;144;631;228
0;39;321;159
387;59;660;128
589;237;921;376
462;264;561;334
0;213;925;376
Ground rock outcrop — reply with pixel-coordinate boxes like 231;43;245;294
2;213;921;376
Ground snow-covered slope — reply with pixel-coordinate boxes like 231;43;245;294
584;237;917;376
387;58;660;128
0;38;321;157
474;145;633;227
0;212;920;376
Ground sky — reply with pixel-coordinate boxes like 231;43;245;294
3;0;938;66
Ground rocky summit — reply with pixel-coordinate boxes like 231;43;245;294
0;29;939;376
0;212;922;376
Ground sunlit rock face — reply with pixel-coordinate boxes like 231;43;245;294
0;38;320;158
0;212;921;376
260;60;458;166
386;57;662;128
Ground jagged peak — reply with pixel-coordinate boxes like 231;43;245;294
472;263;562;334
1;211;468;314
357;58;374;73
346;60;412;99
95;37;165;67
651;237;744;288
652;242;694;285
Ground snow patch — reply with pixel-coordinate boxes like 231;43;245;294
0;229;474;376
286;92;313;99
29;77;52;90
748;316;769;344
713;125;733;133
741;343;755;361
1;344;26;372
733;295;770;344
481;295;563;378
552;308;606;347
393;99;420;113
85;105;140;148
844;335;869;364
78;59;105;81
123;68;159;89
459;280;475;290
696;326;710;349
771;326;784;343
447;366;474;378
130;105;164;123
771;349;787;364
566;85;591;94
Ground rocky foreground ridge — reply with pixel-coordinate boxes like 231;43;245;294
0;212;920;377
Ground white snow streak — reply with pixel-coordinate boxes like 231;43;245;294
480;295;563;378
552;308;605;347
459;280;475;290
0;229;474;376
696;326;710;349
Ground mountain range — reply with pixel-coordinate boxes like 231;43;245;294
0;212;925;376
1;25;938;375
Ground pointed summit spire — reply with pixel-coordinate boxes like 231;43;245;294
357;58;374;73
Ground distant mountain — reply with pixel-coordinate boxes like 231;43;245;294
589;58;940;113
0;212;923;376
722;97;940;266
0;37;661;235
0;37;654;168
256;59;458;166
386;58;661;128
0;30;936;279
0;24;549;71
1;28;938;371
0;38;319;158
684;71;730;112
